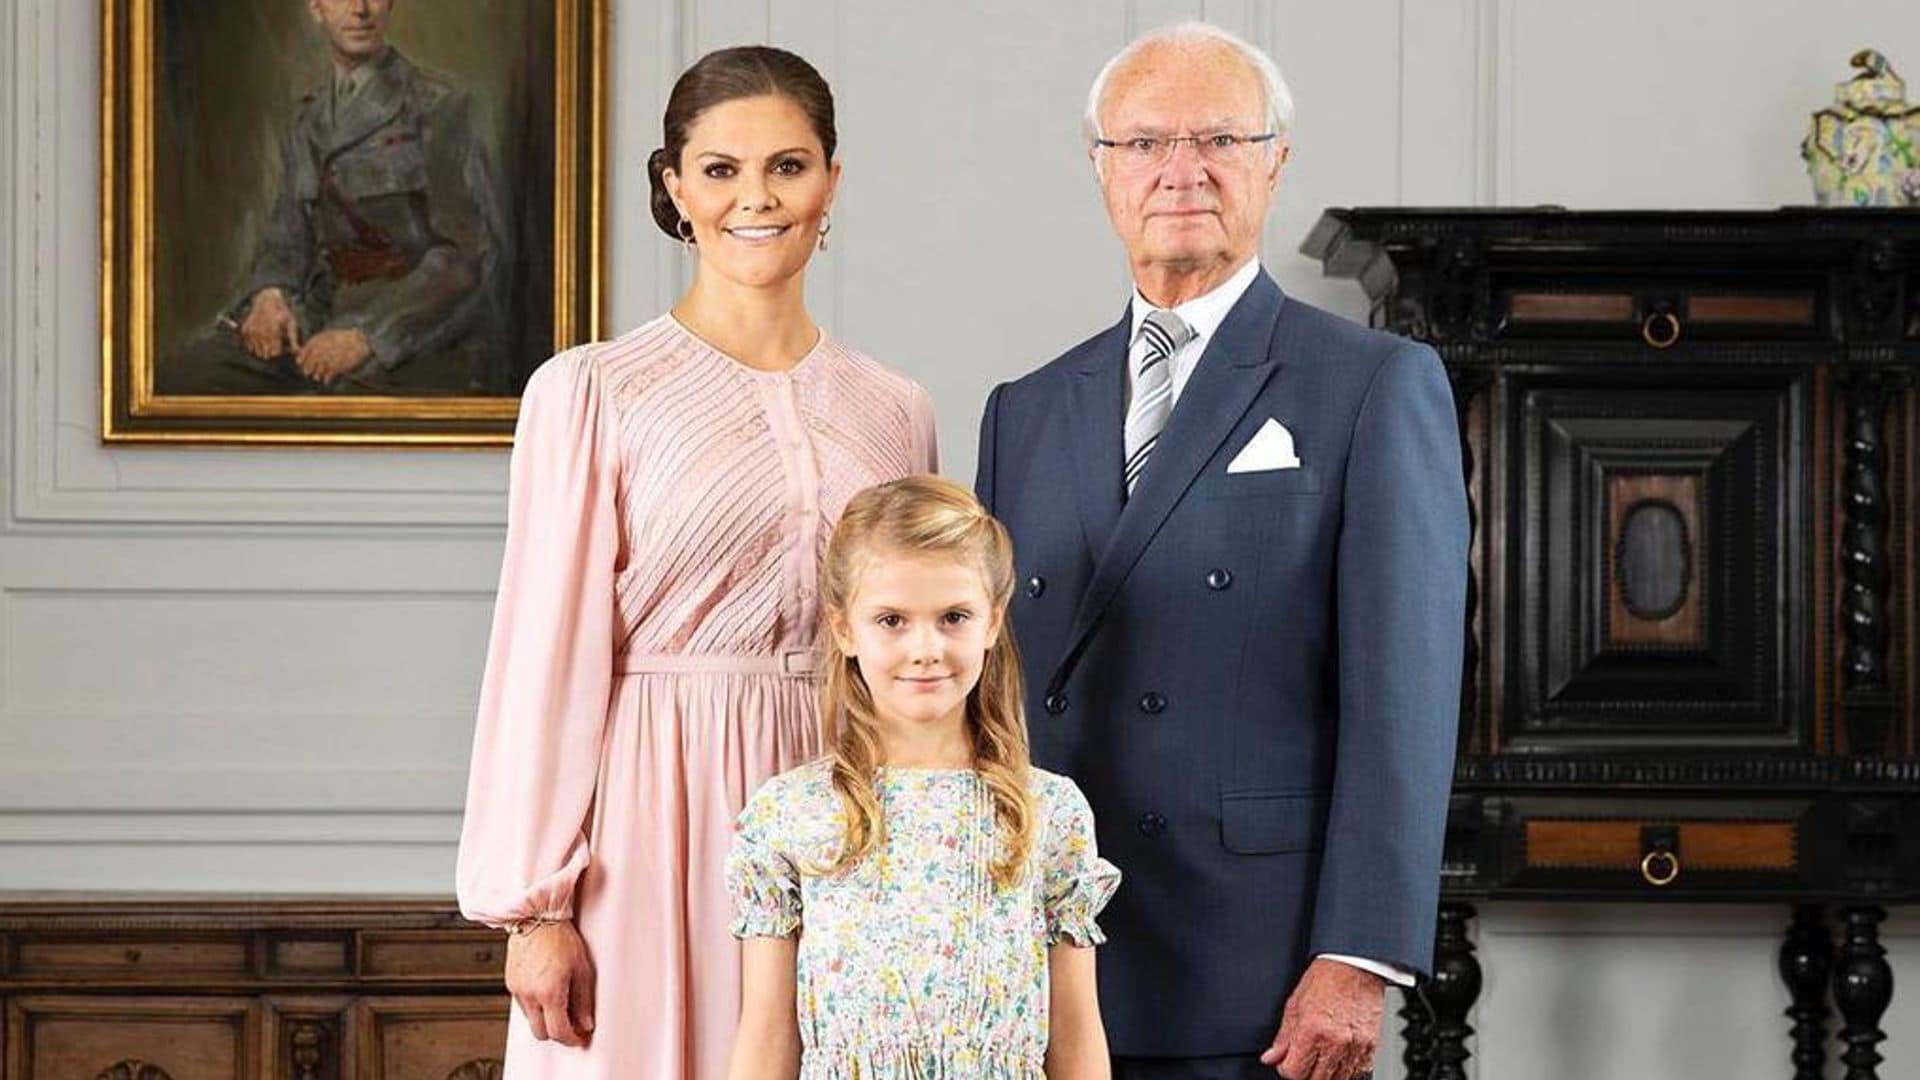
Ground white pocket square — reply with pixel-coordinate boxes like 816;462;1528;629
1226;418;1302;473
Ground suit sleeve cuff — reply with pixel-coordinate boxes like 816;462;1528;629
1317;952;1417;987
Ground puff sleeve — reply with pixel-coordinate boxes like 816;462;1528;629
1040;776;1121;947
455;349;621;929
725;778;804;939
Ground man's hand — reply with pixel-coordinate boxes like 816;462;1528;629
295;328;373;384
1259;957;1383;1079
504;920;597;1048
239;287;300;359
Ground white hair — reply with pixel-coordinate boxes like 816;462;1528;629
1083;21;1295;142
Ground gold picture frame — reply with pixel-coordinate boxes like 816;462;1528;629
101;0;606;446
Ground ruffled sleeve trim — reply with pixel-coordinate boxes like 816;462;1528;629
725;775;805;940
1044;854;1121;947
1038;772;1121;948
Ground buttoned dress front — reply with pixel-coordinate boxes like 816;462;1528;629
456;315;938;1078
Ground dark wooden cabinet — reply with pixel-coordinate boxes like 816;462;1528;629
1304;208;1920;1080
0;898;507;1080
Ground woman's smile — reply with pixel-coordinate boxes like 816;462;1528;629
724;224;791;243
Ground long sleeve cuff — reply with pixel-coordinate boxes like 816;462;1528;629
455;841;590;930
1317;952;1417;987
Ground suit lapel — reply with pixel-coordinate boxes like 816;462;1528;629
1066;309;1132;559
304;87;334;161
326;48;408;160
1048;272;1288;695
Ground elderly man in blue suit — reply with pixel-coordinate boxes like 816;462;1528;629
975;21;1468;1080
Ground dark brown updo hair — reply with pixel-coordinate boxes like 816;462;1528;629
647;46;838;242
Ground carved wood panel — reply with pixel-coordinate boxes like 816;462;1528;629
351;997;508;1080
1511;373;1808;749
5;996;257;1080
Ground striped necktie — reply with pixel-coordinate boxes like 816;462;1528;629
1123;308;1197;495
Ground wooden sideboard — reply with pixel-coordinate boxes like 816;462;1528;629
1304;208;1920;1080
0;896;507;1080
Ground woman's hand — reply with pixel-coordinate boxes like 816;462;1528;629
504;920;597;1047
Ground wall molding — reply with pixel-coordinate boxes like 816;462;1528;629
0;809;460;844
0;765;467;813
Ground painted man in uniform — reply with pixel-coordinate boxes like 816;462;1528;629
161;0;507;395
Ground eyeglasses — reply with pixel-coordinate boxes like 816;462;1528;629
1091;132;1278;169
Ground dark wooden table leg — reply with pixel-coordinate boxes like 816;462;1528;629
1834;905;1893;1080
1399;980;1434;1080
1427;903;1481;1080
1780;904;1833;1080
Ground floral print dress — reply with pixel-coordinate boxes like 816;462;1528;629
725;760;1122;1078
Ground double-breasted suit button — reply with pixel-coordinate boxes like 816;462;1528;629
1137;811;1168;837
1044;692;1069;715
1206;568;1233;590
1139;691;1167;714
1026;575;1046;598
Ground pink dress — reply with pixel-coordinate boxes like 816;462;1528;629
455;315;938;1079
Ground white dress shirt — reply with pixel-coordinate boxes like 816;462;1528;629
1125;258;1417;990
1126;256;1263;410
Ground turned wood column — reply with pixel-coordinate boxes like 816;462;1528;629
1780;904;1834;1080
1398;981;1435;1080
1426;903;1481;1080
1834;906;1893;1080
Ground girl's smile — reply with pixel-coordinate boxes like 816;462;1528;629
830;549;1002;764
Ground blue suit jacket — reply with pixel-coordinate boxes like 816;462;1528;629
975;271;1468;1057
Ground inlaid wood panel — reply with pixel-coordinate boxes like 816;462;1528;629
1525;819;1797;871
1606;472;1705;648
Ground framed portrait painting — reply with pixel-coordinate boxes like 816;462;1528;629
101;0;606;446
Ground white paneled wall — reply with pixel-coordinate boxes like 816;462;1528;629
6;1;1920;1076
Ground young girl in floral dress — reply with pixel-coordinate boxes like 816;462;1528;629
724;475;1121;1079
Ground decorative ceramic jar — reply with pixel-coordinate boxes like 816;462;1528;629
1803;49;1919;206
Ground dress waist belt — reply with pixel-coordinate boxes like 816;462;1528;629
618;648;816;677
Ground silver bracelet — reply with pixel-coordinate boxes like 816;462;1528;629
507;915;566;936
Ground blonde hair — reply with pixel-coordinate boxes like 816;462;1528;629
814;475;1035;889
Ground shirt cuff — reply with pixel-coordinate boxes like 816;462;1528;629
1317;952;1417;987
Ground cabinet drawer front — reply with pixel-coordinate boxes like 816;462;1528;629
1499;797;1813;893
265;934;353;978
359;931;505;981
1496;280;1824;345
13;938;250;980
1526;819;1797;872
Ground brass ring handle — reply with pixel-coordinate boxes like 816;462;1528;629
1641;310;1681;349
1640;849;1680;886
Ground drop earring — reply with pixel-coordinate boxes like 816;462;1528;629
817;212;832;252
677;216;695;254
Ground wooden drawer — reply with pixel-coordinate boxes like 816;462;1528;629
262;934;353;980
11;937;251;982
1493;277;1826;346
1498;797;1817;894
5;996;259;1079
358;932;505;983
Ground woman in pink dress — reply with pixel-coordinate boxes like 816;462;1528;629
454;46;937;1078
